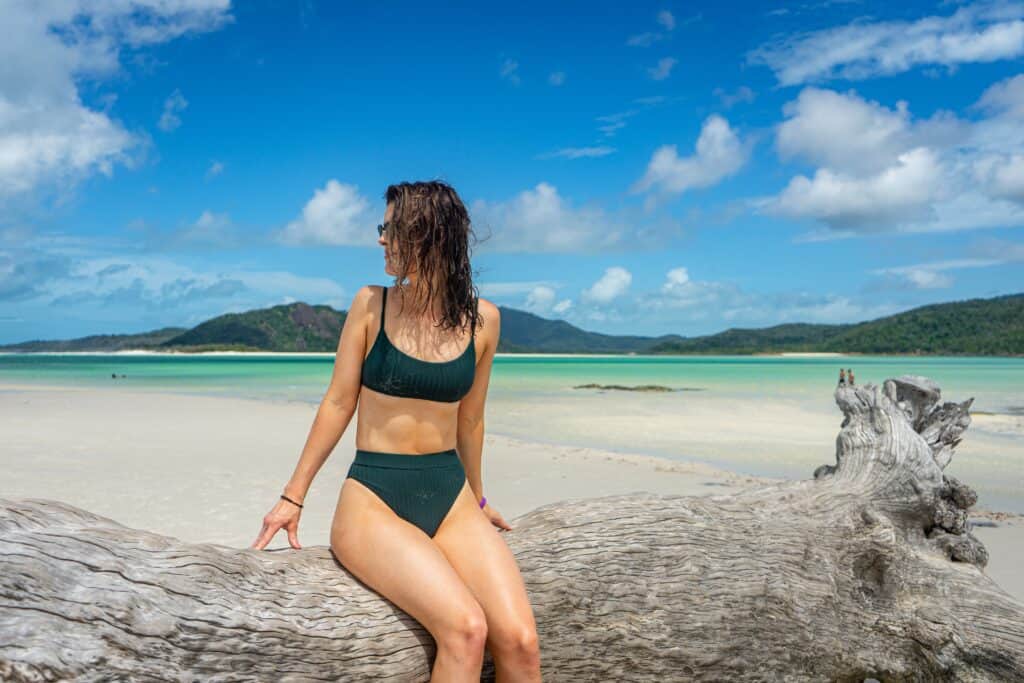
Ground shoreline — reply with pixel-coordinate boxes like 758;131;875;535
1;382;1020;519
2;349;1020;359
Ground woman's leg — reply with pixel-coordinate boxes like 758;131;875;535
433;481;542;682
331;477;488;681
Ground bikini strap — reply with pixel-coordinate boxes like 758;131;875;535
381;285;387;316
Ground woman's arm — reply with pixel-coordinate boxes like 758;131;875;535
456;301;500;503
282;286;373;503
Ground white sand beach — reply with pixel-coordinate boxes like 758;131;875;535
0;384;1020;605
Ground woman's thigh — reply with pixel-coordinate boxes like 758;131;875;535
432;482;538;641
331;477;484;638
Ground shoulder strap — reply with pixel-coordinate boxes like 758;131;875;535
381;285;387;316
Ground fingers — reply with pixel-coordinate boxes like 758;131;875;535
252;515;283;550
287;523;302;550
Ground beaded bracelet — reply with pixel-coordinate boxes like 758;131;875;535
280;493;304;508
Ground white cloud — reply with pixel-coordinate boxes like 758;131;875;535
747;2;1024;86
757;81;1024;236
548;71;566;86
657;10;676;31
582;266;631;304
1;246;346;322
535;146;616;160
470;182;625;253
641;266;750;312
771;146;945;230
775;87;966;176
524;285;556;312
478;280;560;297
647;57;678;80
276;180;376;247
552;298;573;314
177;210;235;247
0;1;231;202
158;89;188;132
870;256;1010;290
632;114;749;196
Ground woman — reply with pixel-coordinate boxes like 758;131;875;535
251;181;542;681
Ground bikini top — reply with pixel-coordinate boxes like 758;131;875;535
361;286;477;403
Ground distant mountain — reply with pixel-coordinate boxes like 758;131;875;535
649;293;1024;356
0;327;188;352
1;292;1021;356
156;302;346;352
495;306;685;353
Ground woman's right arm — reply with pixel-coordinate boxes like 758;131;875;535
251;286;372;550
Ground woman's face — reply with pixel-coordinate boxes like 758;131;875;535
379;203;397;276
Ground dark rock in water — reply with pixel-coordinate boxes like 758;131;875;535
969;519;999;528
572;383;705;392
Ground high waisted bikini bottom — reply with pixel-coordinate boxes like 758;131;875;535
345;448;467;538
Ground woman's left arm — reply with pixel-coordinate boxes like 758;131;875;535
456;301;509;528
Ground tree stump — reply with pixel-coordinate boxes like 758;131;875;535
1;375;1022;681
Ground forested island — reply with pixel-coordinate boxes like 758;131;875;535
2;292;1021;356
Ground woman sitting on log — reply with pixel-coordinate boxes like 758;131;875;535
251;180;542;681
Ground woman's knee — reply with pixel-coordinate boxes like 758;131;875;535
435;603;488;656
490;621;540;666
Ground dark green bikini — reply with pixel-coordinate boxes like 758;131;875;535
346;285;477;537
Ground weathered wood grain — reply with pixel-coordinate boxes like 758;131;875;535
1;375;1022;681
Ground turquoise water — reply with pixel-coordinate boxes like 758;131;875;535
1;352;1020;411
3;352;1021;512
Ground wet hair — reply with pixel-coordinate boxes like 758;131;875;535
383;180;481;336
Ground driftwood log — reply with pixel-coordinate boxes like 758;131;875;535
1;375;1022;681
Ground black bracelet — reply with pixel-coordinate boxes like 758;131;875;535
280;493;304;508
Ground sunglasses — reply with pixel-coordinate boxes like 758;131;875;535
377;222;392;237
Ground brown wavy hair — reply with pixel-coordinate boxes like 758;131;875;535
383;180;482;336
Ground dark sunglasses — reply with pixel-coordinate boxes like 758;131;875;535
377;222;392;237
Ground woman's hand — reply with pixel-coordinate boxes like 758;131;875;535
251;497;303;550
482;501;513;532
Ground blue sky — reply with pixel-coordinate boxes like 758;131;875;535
2;0;1023;344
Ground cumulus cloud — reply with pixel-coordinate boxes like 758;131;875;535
0;1;232;202
772;146;945;230
276;180;376;247
757;82;1024;236
524;285;556;312
470;182;626;253
747;1;1024;86
632;114;750;197
582;266;632;304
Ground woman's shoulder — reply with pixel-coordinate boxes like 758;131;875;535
347;285;385;318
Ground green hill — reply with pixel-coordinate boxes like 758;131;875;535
648;293;1024;356
2;292;1021;356
496;306;685;353
158;302;346;352
0;327;188;352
